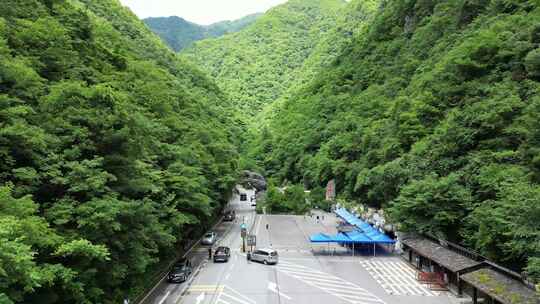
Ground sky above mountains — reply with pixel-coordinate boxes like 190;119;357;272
119;0;288;24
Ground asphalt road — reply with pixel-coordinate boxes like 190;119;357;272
142;190;462;304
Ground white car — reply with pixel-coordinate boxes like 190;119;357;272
201;232;217;245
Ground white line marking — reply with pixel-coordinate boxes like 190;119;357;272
268;282;292;300
220;292;256;304
223;285;257;304
157;291;170;304
276;260;386;304
195;292;205;304
225;273;231;280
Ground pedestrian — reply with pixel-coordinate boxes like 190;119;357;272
208;247;212;260
266;223;269;230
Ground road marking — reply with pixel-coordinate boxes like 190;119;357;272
277;260;386;304
157;291;170;304
225;273;231;280
195;292;205;304
359;260;441;296
214;285;257;304
268;282;292;300
187;285;224;293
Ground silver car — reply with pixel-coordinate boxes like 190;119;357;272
247;248;278;265
201;232;217;245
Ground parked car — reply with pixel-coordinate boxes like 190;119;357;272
247;248;278;265
213;246;231;263
201;232;217;245
167;258;192;283
223;211;235;222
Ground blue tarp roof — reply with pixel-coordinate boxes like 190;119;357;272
309;208;396;244
345;230;372;243
310;233;332;243
336;208;396;244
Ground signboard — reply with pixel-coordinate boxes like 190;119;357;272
247;234;256;246
325;179;336;201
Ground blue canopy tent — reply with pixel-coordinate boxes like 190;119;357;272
344;230;373;256
333;207;396;256
310;233;333;243
344;230;372;243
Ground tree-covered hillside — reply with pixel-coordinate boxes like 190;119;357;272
251;0;379;133
0;0;239;303
255;0;540;280
181;0;348;116
144;14;261;52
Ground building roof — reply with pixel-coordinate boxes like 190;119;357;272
461;268;539;304
402;237;481;272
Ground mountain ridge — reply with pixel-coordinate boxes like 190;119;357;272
181;0;348;116
144;13;262;51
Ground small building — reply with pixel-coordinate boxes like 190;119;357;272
402;237;482;293
402;236;539;303
461;265;538;304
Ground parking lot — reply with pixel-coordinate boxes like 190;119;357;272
144;191;461;304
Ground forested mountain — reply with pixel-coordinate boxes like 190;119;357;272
0;0;239;303
181;0;348;115
254;0;379;129
253;0;540;281
144;14;261;52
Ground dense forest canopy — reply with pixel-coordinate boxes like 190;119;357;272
181;0;348;116
250;0;540;281
144;14;262;52
1;0;540;302
0;0;240;303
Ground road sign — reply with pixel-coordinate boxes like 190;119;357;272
326;179;336;201
247;234;256;246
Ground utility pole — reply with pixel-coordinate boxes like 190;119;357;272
240;222;247;253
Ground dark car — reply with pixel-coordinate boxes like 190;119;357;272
223;211;235;222
167;258;192;283
213;246;231;263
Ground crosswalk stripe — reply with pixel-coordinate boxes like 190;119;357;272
278;260;386;304
322;286;378;296
360;260;439;296
278;268;342;280
306;281;376;296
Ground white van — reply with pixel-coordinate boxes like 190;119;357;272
247;248;278;265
